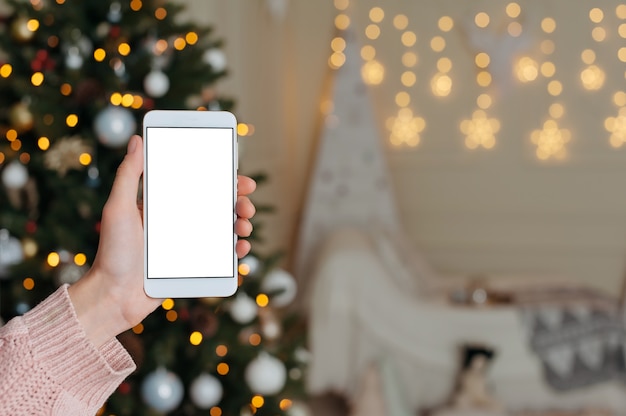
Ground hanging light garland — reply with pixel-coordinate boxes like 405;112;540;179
322;2;626;160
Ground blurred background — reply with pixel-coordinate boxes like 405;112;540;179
2;0;626;415
187;0;626;294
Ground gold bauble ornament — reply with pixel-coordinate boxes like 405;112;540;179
11;17;35;42
44;136;93;176
21;237;38;258
9;103;34;133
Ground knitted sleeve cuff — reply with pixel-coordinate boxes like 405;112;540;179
23;284;136;408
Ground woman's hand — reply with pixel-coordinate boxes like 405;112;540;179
68;135;256;348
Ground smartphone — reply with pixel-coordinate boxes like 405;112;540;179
142;110;238;298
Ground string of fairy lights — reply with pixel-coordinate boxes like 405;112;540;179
329;0;626;161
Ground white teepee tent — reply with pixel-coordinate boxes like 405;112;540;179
293;28;402;285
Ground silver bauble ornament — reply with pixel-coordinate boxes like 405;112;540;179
229;293;258;324
203;48;227;72
189;373;223;409
94;106;136;148
16;302;30;315
244;352;287;395
108;1;122;22
144;70;170;97
261;316;282;340
141;367;184;413
2;161;29;189
261;268;297;307
65;47;83;70
294;347;311;363
0;229;24;278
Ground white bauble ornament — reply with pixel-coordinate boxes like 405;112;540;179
229;293;258;324
0;229;24;278
244;352;287;395
260;309;282;340
190;373;223;409
141;367;184;413
94;106;136;148
289;367;302;380
262;318;281;340
65;46;83;70
287;401;312;416
96;22;111;38
294;347;311;363
107;1;122;22
58;249;71;263
76;36;93;56
240;255;260;276
261;268;297;307
15;302;30;315
144;70;170;98
203;48;227;72
2;161;29;189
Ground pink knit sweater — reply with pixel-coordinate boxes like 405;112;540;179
0;285;136;415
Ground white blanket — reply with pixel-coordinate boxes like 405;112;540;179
306;228;626;414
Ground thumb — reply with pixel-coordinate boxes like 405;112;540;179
107;135;143;207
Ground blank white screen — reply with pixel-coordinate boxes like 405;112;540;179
146;127;234;278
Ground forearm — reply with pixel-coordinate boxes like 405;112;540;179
68;269;129;348
0;285;136;415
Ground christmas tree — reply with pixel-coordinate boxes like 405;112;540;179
0;0;307;414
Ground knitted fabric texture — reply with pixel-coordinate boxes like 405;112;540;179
0;284;135;415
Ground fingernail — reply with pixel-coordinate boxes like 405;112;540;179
128;136;138;153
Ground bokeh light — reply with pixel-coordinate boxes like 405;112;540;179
531;119;571;160
431;73;452;97
475;12;490;28
393;14;409;30
386;108;426;147
361;60;385;85
515;57;539;82
438;16;454;32
460;110;500;150
541;17;556;33
580;65;605;90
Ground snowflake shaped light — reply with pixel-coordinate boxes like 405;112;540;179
531;119;571;160
460;109;500;149
386;108;425;147
605;107;626;148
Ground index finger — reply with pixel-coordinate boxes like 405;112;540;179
237;176;256;196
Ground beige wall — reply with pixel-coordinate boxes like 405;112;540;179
181;0;626;293
178;0;336;257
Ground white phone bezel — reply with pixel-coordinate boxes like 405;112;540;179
142;110;238;298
